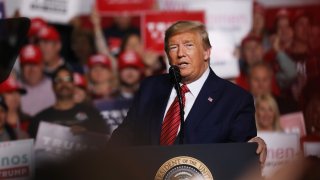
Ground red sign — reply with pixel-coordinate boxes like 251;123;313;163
0;166;29;179
96;0;155;13
280;112;307;137
142;11;205;53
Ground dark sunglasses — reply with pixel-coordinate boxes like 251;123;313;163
54;76;73;83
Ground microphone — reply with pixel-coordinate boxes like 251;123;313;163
169;65;185;144
169;65;182;91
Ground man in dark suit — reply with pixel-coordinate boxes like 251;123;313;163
110;21;266;163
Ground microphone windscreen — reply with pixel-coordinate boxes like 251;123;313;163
169;65;181;84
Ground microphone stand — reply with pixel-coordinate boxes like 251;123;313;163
174;83;185;145
169;66;185;144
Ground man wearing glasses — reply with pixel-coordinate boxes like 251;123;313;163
28;66;107;138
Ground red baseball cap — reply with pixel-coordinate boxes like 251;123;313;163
0;76;26;95
292;9;311;25
28;17;47;37
87;54;111;69
118;51;144;70
20;45;42;65
241;35;262;47
73;73;87;89
276;8;290;19
37;25;60;41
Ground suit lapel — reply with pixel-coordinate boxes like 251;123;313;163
185;69;223;131
150;75;173;145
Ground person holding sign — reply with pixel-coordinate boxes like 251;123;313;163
110;21;267;163
28;66;108;138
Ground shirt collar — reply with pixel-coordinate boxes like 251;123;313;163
184;67;210;97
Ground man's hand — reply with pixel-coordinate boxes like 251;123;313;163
249;137;267;164
90;6;101;28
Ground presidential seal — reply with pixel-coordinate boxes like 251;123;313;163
155;156;213;180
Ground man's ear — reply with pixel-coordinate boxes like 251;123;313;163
204;48;211;61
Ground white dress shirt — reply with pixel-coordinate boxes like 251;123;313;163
163;67;210;124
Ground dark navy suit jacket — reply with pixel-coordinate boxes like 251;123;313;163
110;68;257;145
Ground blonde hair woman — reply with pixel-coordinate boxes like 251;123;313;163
255;94;282;131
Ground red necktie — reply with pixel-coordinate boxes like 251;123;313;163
160;84;189;145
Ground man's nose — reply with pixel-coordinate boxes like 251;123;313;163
177;45;186;58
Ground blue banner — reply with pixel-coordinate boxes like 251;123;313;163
94;98;133;136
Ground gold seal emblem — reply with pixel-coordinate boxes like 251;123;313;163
155;156;213;180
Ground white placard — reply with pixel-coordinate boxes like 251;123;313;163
0;139;34;180
34;122;107;164
258;132;300;177
19;0;94;24
304;142;320;158
3;0;20;18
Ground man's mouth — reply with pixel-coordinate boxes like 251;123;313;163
177;62;189;68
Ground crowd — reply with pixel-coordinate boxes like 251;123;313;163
0;2;319;145
236;3;320;137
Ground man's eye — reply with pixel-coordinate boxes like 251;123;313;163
185;43;193;47
169;46;177;50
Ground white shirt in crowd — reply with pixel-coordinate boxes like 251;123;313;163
21;77;56;116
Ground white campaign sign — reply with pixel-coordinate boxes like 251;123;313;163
159;0;252;79
258;132;300;177
304;142;320;158
19;0;94;24
34;122;107;164
3;0;20;18
0;139;34;180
